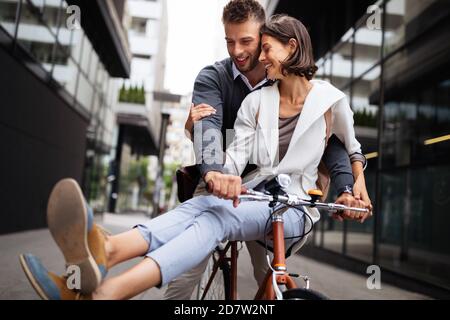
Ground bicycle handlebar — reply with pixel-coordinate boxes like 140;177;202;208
238;189;369;213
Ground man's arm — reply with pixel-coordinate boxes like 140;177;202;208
321;134;354;196
184;103;216;140
322;134;370;222
191;66;225;178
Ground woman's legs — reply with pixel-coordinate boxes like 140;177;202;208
91;198;305;300
105;229;149;269
103;196;212;269
93;257;161;300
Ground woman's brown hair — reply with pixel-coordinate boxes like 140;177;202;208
260;14;318;80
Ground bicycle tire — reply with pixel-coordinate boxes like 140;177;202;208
282;288;329;300
196;250;231;300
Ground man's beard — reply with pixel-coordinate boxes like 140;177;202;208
235;49;260;73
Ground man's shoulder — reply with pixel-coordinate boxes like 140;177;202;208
197;58;233;81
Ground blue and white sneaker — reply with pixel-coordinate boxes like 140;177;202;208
19;253;90;300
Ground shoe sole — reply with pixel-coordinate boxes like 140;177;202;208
19;254;50;300
47;178;101;294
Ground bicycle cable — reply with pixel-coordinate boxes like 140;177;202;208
263;207;275;257
262;203;316;255
282;204;315;240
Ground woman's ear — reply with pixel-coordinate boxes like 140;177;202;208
288;38;298;53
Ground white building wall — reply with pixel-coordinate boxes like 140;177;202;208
117;0;167;143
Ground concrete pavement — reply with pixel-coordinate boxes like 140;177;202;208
0;213;430;300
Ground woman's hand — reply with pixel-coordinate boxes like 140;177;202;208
333;193;367;222
204;171;246;208
184;103;217;138
352;172;373;223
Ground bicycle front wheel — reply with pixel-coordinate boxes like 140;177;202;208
282;288;329;300
196;250;231;300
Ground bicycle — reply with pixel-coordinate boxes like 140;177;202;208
195;174;369;300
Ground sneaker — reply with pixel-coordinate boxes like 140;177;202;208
19;254;91;300
47;178;105;294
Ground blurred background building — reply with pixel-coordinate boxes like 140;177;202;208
267;0;450;295
108;0;167;215
0;0;178;227
1;0;449;297
0;0;132;233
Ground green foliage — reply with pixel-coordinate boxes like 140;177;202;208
354;108;378;127
162;162;181;201
118;83;146;105
119;158;149;193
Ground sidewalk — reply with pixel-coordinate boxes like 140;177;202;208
0;213;430;300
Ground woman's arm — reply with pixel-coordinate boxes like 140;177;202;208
204;93;259;207
223;93;259;177
331;97;362;155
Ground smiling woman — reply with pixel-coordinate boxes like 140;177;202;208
259;14;318;81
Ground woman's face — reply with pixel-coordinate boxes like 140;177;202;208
259;34;294;80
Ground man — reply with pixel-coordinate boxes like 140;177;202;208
164;0;371;299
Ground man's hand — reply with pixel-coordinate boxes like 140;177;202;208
184;103;217;136
333;193;367;222
204;171;246;208
352;172;373;223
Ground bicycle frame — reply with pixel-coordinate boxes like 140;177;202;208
255;206;298;300
200;206;299;300
200;241;239;300
199;180;369;300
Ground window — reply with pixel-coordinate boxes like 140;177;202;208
131;17;147;35
0;0;19;36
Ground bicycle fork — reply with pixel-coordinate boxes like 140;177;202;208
254;210;298;300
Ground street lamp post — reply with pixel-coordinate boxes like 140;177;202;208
152;112;170;218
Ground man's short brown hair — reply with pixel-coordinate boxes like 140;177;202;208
222;0;265;25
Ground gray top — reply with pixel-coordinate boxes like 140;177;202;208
278;112;301;162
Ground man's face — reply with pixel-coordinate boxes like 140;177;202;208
224;19;262;74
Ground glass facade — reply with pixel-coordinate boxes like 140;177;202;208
313;0;450;289
0;0;118;211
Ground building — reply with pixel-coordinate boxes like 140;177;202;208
269;0;450;296
108;0;169;214
0;0;133;234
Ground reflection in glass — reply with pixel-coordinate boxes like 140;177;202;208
76;72;94;112
379;165;450;288
330;34;353;89
315;58;326;80
353;25;382;79
88;51;99;84
0;0;19;36
323;187;344;254
80;36;92;74
16;2;57;72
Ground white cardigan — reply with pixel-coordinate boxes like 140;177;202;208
222;79;361;232
223;80;361;197
195;79;361;247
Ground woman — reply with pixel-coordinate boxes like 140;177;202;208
20;15;368;300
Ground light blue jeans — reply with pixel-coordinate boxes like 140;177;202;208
135;195;305;286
